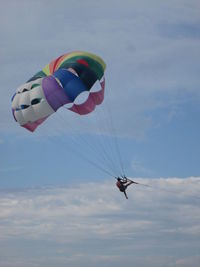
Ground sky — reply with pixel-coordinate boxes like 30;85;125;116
0;0;200;266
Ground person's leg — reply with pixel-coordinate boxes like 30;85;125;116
126;181;134;187
123;191;128;199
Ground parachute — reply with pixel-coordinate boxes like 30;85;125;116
11;51;106;132
11;51;126;178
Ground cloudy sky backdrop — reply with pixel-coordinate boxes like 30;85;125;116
0;0;200;266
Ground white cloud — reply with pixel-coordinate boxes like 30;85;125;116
0;177;200;267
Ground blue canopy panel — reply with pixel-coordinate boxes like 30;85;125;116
53;69;88;102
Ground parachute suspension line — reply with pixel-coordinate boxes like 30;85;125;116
109;111;125;176
92;106;120;176
76;114;119;176
52;107;119;178
55;109;118;176
101;95;126;177
43;116;116;178
83;86;124;177
101;96;127;176
129;179;200;201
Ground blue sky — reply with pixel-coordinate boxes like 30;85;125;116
0;0;200;266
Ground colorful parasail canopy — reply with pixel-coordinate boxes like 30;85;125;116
11;51;106;132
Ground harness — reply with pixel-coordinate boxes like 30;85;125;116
116;181;125;192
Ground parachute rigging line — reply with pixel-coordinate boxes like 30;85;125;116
103;98;125;176
42;96;117;178
126;177;200;201
45;128;116;178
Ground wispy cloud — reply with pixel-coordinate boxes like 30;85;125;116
131;158;155;176
0;178;199;267
0;166;23;173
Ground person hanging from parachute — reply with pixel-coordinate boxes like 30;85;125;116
116;176;138;199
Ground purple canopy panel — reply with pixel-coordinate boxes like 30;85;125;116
12;108;17;122
42;76;71;111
